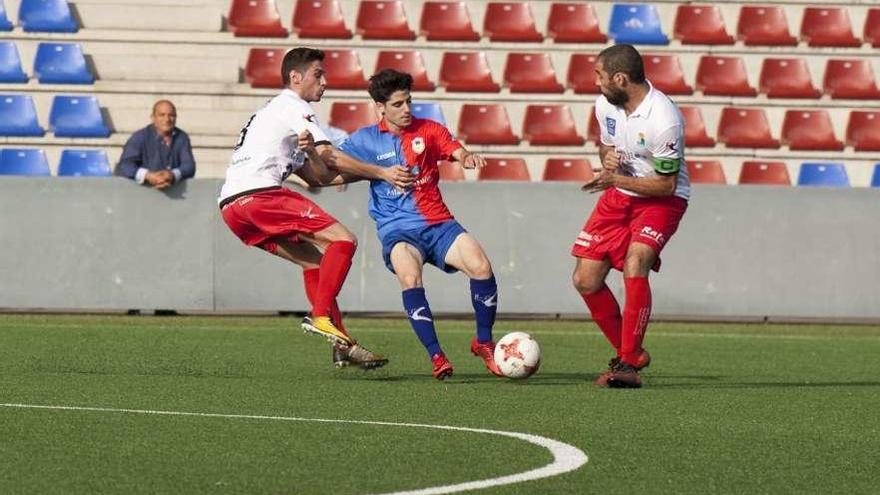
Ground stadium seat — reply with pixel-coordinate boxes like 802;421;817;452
227;0;288;37
324;49;367;89
438;160;465;181
0;1;12;30
797;163;849;187
866;8;880;48
759;58;820;99
419;1;479;41
57;149;111;176
0;41;27;83
781;110;843;151
329;101;378;134
18;0;77;32
687;160;726;184
457;104;518;144
478;158;530;181
846;111;880;151
642;54;692;95
823;60;880;100
717;107;778;149
356;0;415;40
871;164;880;187
547;3;606;43
483;2;542;42
674;5;733;45
411;101;446;126
523;105;583;146
0;95;43;136
679;106;715;148
292;0;352;38
587;105;600;144
439;52;500;93
542;158;593;182
245;48;283;88
736;6;796;46
375;51;434;91
49;95;110;138
0;148;50;176
503;53;563;93
800;7;860;47
33;42;93;85
695;56;756;97
567;54;600;94
608;4;668;45
738;161;791;185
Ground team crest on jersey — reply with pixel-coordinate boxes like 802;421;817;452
606;117;616;136
638;132;646;146
411;137;426;154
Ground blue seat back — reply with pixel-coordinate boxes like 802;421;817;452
0;41;27;82
412;101;447;126
0;148;50;175
0;94;44;136
0;1;13;30
58;149;111;176
871;164;880;188
608;4;668;45
18;0;77;32
797;162;850;187
50;95;110;138
34;42;92;84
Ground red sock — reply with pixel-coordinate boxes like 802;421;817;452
312;241;356;318
303;268;348;336
621;276;651;366
580;285;622;353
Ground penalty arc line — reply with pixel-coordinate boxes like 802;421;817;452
0;403;588;495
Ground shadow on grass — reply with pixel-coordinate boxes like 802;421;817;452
648;378;880;389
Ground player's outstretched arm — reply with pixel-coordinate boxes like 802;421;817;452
295;131;339;186
318;145;415;190
582;171;677;196
451;148;486;169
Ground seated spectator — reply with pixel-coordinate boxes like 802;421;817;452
115;99;195;189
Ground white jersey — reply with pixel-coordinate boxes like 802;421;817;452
595;82;690;200
219;89;330;202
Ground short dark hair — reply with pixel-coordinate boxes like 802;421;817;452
282;47;324;86
597;44;645;84
367;69;413;103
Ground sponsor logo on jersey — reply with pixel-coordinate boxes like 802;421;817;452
606;117;616;136
377;150;396;160
411;137;425;154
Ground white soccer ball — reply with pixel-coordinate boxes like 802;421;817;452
494;332;542;379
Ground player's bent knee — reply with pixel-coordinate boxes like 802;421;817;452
572;271;603;294
397;274;423;290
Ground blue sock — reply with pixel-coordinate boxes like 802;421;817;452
402;288;442;357
470;275;498;343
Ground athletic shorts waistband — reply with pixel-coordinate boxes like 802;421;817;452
218;186;283;209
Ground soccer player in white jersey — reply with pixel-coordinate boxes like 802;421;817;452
219;47;414;369
572;44;690;388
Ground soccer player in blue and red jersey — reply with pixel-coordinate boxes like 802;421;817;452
337;69;503;380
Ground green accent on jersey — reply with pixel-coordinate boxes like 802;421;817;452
653;157;681;174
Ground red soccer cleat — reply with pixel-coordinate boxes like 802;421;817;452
595;349;651;387
470;337;504;377
431;353;454;381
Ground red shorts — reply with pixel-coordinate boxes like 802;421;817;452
571;188;688;272
220;187;337;254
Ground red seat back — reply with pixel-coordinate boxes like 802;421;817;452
688;160;726;184
438;160;466;181
823;59;880;99
736;6;796;46
245;48;285;88
478;158;530;181
781;110;844;151
457;104;519;144
420;1;479;41
696;56;756;96
543;158;594;182
679;106;715;147
643;54;693;95
323;49;367;89
356;0;415;39
293;0;351;38
523;105;584;146
483;2;542;42
375;51;435;91
228;0;288;37
846;111;880;151
547;3;606;43
504;53;563;93
865;8;880;48
800;7;860;47
674;5;733;44
329;101;378;134
567;53;600;94
717;107;779;148
439;52;500;92
759;58;820;98
739;161;791;185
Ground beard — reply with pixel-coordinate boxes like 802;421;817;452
603;87;629;106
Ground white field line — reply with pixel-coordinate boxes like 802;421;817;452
0;403;588;495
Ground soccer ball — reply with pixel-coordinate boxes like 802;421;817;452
493;332;542;379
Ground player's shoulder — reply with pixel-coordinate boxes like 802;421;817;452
345;124;382;147
594;94;613;115
271;90;312;113
647;87;683;127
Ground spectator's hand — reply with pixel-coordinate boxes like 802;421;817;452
603;149;622;171
381;165;416;190
461;152;486;170
297;130;315;153
581;170;617;193
146;170;173;189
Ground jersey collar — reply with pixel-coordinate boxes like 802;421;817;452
628;81;656;119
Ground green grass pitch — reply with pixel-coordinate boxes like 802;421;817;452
1;315;878;494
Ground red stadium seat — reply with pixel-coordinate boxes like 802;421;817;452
375;51;435;91
781;110;844;151
674;5;734;45
419;1;479;41
717;107;779;149
739;161;791;185
567;53;600;94
478;158;530;181
759;58;820;99
687;160;726;184
823;59;880;99
245;48;284;88
679;106;715;148
800;7;860;47
228;0;288;37
329;101;378;134
736;6;796;46
547;3;606;43
356;0;415;40
523;105;584;146
483;2;542;42
323;50;367;89
696;56;756;97
504;53;563;93
542;158;594;182
866;8;880;48
439;52;500;92
457;104;519;144
642;54;692;95
846;111;880;151
587;105;600;144
438;160;466;181
292;0;352;38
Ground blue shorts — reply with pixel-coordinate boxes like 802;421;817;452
380;220;467;273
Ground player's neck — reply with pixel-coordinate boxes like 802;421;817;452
623;83;650;115
383;119;406;135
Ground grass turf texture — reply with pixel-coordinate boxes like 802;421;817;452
1;315;878;494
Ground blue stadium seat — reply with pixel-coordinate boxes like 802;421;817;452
57;149;111;176
0;41;28;83
608;4;668;45
49;95;110;137
0;95;44;136
797;163;850;187
411;101;447;126
0;1;13;30
33;42;93;84
871;164;880;188
0;148;50;176
18;0;78;32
